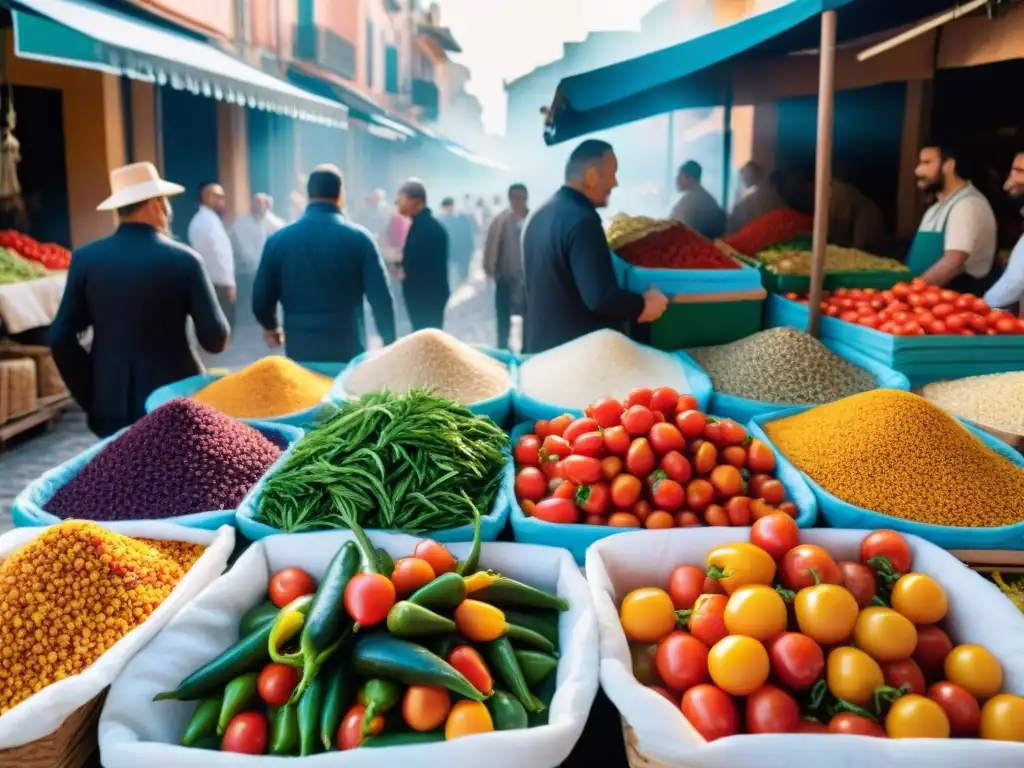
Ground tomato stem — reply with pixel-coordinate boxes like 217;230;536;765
830;699;878;722
808;567;821;586
674;609;692;628
775;585;796;603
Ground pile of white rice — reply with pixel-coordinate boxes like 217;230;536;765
518;329;690;410
344;329;511;404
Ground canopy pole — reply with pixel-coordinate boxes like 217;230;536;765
808;9;837;338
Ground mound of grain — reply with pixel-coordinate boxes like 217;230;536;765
193;356;333;418
344;329;510;404
923;372;1024;437
519;329;690;409
688;327;875;404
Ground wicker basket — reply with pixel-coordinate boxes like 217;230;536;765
0;690;106;767
622;720;680;768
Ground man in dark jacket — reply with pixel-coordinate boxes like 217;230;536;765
254;164;396;362
51;162;229;437
521;140;668;353
396;179;449;331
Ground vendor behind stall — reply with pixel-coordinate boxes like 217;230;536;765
910;143;999;293
983;150;1024;314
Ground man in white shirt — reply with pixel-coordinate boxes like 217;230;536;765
188;181;236;328
909;144;998;293
984;151;1024;314
669;160;726;240
229;193;283;326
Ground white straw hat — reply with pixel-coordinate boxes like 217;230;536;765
97;162;185;211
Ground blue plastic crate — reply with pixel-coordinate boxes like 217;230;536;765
332;344;514;427
684;340;910;425
512;349;713;424
144;362;345;430
507;421;818;565
611;251;763;297
750;407;1024;549
11;421;303;529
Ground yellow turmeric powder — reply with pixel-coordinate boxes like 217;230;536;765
193;356;332;418
763;389;1024;528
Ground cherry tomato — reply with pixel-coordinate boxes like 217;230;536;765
572;431;606;458
514;467;547;501
562;417;600;444
945;645;1002;700
881;658;926;695
668;565;706;610
885;694;950;739
532;497;579;524
590;397;625;428
660;450;692;484
781;545;842;590
748;473;772;499
338;704;384;749
390;557;436;598
890;573;947;625
795;584;859;645
649;422;685;454
625;387;653;409
257;663;300;707
702;504;727;526
750;513;800;560
703;419;728;447
601;455;623;480
709;464;744;499
268;568;317;608
656;631;709;692
776;501;798;518
837;561;877;608
767;632;824;691
687;594;729;647
630;642;660;686
860;529;912;573
514;434;541;466
675;510;701;527
827;646;884;707
708;635;769;696
541;434;572;461
724;496;752;526
620;587;677;643
928;681;981;736
649;386;680;414
794;719;831;734
979;694;1024;741
693;441;718;476
718;419;748;446
853;607;917;662
547;414;573;437
402;685;452;732
674;409;706;439
676;394;699;412
600;425;629;455
610;474;643;509
645;510;675;529
723;584;787;642
758;479;786;505
625;438;657;478
344;572;397;628
222;711;269;754
745;684;801;734
720;445;747;469
576;482;610;515
749;499;776;521
650;477;685;511
685;479;715;512
680;684;739;742
622;405;656;436
560;455;603;485
583;513;606;525
414;539;457;575
829;713;887;737
608;511;642;527
551;479;577;500
912;624;953;678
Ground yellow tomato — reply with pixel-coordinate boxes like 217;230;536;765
706;543;776;595
885;694;950;739
826;646;884;707
945;645;1003;700
890;573;948;625
619;588;677;643
707;635;769;696
794;585;859;645
853;607;917;662
723;585;788;642
980;694;1024;741
445;700;494;740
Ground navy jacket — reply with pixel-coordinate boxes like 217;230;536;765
402;207;450;310
50;223;229;437
522;186;644;353
253;202;396;363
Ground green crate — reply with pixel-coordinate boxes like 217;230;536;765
769;270;909;293
632;296;765;350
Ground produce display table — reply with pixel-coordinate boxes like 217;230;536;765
0;274;66;335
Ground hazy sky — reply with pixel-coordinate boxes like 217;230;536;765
433;0;663;134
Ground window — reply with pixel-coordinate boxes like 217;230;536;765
385;45;399;94
365;20;374;88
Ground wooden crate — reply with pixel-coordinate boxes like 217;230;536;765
1;358;36;420
0;691;106;768
0;342;68;399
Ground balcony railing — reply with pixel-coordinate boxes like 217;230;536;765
292;23;357;81
412;78;439;121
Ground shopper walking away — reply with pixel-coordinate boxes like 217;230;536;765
984;150;1024;314
253;164;396;363
397;179;449;331
439;197;476;286
521;140;668;353
188;181;235;328
669;160;726;240
229;193;283;328
484;183;528;350
51;162;228;437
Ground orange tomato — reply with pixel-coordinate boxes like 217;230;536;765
674;511;701;527
709;464;744;498
620;587;678;643
584;513;607;525
721;446;747;468
632;500;652;523
413;540;457;576
403;686;452;732
445;700;494;740
704;504;729;526
601;456;623;480
719;419;748;446
609;512;642;528
693;441;718;475
646;511;675;529
390;557;437;598
747;439;776;473
610;474;643;508
708;635;770;696
686;479;715;512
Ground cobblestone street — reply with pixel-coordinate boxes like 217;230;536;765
0;261;503;533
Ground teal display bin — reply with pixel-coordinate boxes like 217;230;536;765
750;408;1024;549
611;251;763;296
11;421;303;529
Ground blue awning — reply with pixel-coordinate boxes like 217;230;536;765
544;0;968;145
8;0;347;126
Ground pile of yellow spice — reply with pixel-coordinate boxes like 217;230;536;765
192;356;333;418
0;521;205;713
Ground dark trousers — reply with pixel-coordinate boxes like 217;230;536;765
214;284;236;330
495;278;521;350
405;297;446;332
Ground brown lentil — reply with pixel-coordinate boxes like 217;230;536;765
763;389;1024;527
0;521;205;713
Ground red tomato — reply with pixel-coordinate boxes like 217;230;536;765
686;594;728;647
656;631;709;692
704;504;729;526
513;434;541;466
912;624;953;677
837;561;877;608
546;414;572;437
560;455;603;485
414;539;457;575
660;450;693;484
562;417;600;444
750;513;800;560
668;565;707;610
552;480;578;500
767;633;825;692
590;397;625;428
685;479;715;512
222;712;269;754
968;314;989;334
576;482;610;515
541;435;572;461
746;684;801;734
514;467;547;501
996;317;1021;334
676;394;699;412
928;681;980;736
621;405;656;436
680;684;739;742
757;479;786;505
718;419;748;446
860;529;912;573
650;387;680;414
344;573;396;628
781;545;842;590
693;441;718;476
601;455;623;480
881;658;926;695
794;720;830;734
927;320;947;335
572;431;606;458
268;568;317;608
932;302;955;318
625;387;653;409
724;496;752;526
674;410;707;439
829;713;887;737
338;704;384;750
651;477;685;511
675;511;702;527
626;438;657;478
649;422;686;454
703;420;729;447
603;425;630;455
258;663;300;707
954;295;974;311
777;501;798;518
532;497;579;524
610;474;643;508
945;314;967;332
748;473;771;499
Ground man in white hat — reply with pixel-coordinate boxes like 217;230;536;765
49;162;229;437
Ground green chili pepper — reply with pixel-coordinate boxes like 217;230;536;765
376;547;395;579
475;577;569;612
180;696;222;746
352;634;485;701
357;679;403;737
502;609;560;646
364;730;446;747
408;572;467;611
418;633;460;659
216;672;259;736
238;600;280;637
346;518;381;574
481;637;545;713
269;702;300;756
290;541;360;702
456;500;483;576
190;735;222;750
297;675;324;756
506;623;558;655
386;601;457;638
487;690;529;731
320;653;355;751
514;650;559;688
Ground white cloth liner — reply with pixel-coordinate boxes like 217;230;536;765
586;527;1024;768
99;531;599;767
0;521;235;749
